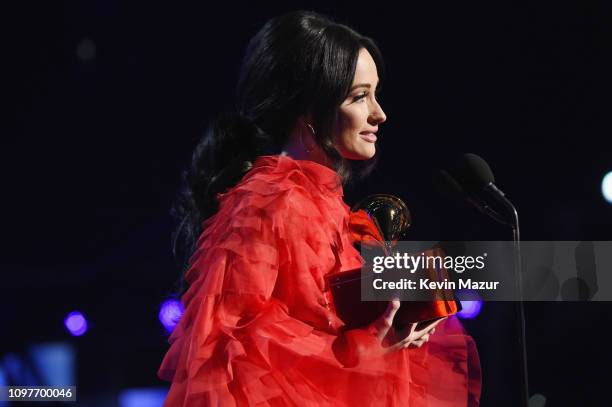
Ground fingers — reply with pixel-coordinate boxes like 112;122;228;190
372;299;400;342
407;333;430;348
416;333;430;344
401;331;433;349
385;318;440;352
425;317;445;333
410;340;424;348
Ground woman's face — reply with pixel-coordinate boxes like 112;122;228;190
333;48;387;160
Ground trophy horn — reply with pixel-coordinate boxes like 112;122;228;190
351;194;411;255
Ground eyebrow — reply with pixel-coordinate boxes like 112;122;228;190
350;80;381;92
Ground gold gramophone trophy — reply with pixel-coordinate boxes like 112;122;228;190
325;194;460;332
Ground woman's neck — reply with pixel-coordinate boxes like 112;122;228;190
281;124;335;170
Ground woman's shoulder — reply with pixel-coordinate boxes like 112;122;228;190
190;154;361;284
246;154;341;193
217;154;344;214
206;154;350;242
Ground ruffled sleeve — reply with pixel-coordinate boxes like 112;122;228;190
158;156;360;405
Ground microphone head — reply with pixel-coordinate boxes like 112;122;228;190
432;169;465;202
456;153;495;193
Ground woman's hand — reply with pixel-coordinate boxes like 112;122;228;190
332;299;445;367
367;299;445;353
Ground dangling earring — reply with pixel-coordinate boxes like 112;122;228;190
306;123;316;136
300;122;316;153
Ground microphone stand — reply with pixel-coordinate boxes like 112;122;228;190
435;163;530;405
485;183;530;407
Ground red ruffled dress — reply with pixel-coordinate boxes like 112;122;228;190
158;154;481;406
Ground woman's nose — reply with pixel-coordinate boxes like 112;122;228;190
370;100;387;124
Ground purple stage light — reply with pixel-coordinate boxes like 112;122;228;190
119;388;168;407
64;311;87;336
159;300;184;332
458;298;483;319
455;289;483;319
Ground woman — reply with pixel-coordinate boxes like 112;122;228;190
159;10;481;406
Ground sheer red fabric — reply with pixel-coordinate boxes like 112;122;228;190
158;154;481;406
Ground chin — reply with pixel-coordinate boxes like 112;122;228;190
336;142;376;160
345;148;376;161
357;144;376;160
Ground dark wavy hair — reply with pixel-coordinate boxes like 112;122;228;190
170;10;384;294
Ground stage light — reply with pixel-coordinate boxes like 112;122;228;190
602;171;612;204
27;343;75;386
529;393;547;407
456;290;483;319
0;364;7;386
159;299;183;333
64;311;88;336
458;299;482;319
1;353;37;385
118;388;168;407
0;365;7;407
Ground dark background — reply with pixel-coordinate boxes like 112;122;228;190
4;1;612;405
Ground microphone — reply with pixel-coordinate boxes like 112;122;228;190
453;153;518;230
453;152;496;193
432;167;510;226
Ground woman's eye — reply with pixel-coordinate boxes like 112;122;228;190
353;92;368;102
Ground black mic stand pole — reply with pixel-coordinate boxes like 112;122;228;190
486;183;530;407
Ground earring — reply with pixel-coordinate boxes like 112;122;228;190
300;122;316;153
306;123;316;136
